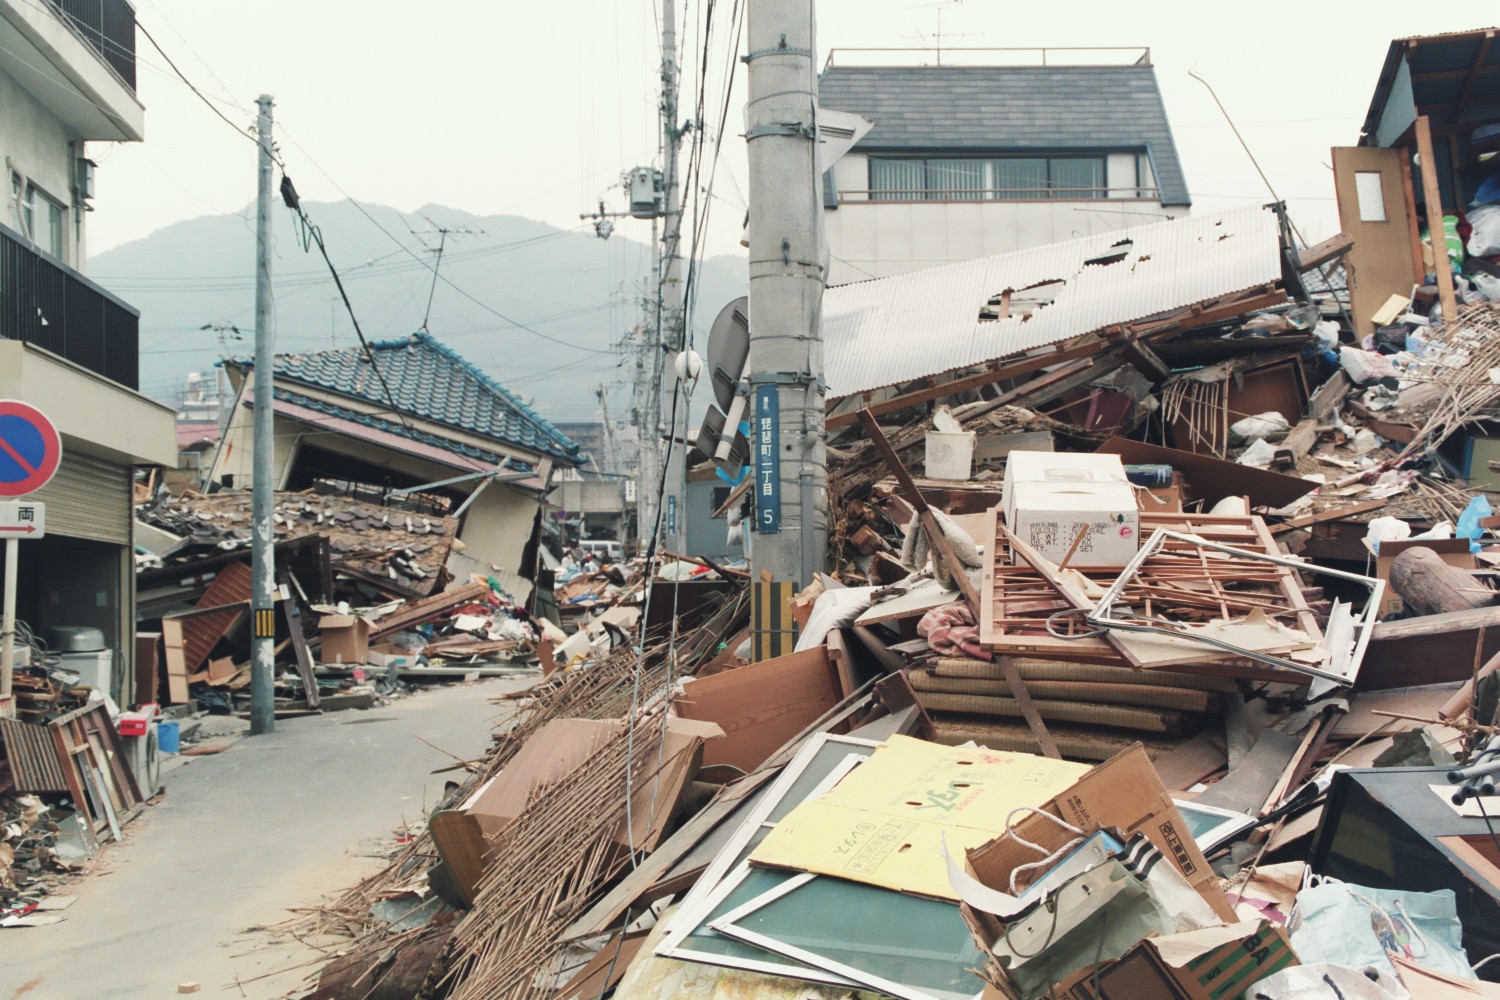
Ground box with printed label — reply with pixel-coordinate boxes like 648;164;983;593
1006;481;1139;569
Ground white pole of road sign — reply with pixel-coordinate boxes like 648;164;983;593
0;500;44;719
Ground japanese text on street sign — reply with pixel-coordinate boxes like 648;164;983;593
754;385;780;534
0;400;62;499
0;501;44;539
666;495;677;536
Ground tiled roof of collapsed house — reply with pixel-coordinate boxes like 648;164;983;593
818;63;1192;206
821;203;1284;399
231;332;582;464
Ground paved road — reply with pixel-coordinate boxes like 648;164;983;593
0;678;532;1000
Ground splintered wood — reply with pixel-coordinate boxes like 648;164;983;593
979;511;1323;682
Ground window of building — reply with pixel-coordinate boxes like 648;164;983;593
9;173;66;260
868;154;1108;201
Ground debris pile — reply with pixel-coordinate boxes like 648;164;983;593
276;192;1500;998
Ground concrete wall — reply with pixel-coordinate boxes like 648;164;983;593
0;64;82;266
0;340;176;466
824;151;1181;284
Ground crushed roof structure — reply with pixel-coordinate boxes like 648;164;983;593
818;62;1192;206
820;204;1285;399
228;332;581;466
1361;27;1500;145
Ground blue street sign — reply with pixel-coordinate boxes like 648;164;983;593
754;385;780;534
0;400;62;498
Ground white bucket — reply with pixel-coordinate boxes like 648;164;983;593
925;430;976;481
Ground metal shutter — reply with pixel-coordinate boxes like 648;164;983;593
31;452;131;544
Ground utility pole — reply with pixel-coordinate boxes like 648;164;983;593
657;0;687;555
745;0;828;627
249;94;276;735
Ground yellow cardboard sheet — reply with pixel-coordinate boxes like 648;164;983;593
748;735;1089;900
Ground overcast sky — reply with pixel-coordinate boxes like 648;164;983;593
86;2;1489;292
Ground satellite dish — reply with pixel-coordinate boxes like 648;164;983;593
696;403;749;476
705;296;749;413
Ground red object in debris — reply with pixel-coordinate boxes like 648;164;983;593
118;711;150;737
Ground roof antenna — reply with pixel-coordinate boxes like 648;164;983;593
410;216;484;334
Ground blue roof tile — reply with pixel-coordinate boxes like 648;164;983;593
235;332;581;465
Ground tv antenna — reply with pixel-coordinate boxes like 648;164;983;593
408;217;484;333
904;0;973;65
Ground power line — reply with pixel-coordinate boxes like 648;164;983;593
279;173;411;432
136;18;280;165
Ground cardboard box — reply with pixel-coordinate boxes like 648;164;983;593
1049;920;1297;1000
1375;538;1475;617
1003;452;1139;568
429;716;721;906
1007;481;1140;568
965;745;1236;928
1003;451;1129;496
317;614;372;664
672;645;843;774
367;642;420;670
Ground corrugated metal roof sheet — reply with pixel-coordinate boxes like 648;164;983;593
821;205;1284;400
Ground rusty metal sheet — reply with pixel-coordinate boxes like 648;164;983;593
822;204;1284;399
169;559;253;674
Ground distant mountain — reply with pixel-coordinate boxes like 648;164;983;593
89;201;748;425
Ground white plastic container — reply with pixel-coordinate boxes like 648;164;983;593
925;430;976;481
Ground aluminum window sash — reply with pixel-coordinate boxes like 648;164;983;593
1084;528;1383;688
654;735;878;956
709;873;983;1000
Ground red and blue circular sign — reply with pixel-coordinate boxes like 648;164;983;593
0;400;61;498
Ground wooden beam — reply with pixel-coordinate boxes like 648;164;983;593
1296;232;1354;271
1268;499;1386;536
857;408;1059;758
826;341;1099;430
1399;152;1427;284
1415;114;1460;324
1450;32;1496;125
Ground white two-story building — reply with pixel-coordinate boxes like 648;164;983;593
819;48;1193;283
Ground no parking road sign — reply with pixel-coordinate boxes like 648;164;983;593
0;400;61;498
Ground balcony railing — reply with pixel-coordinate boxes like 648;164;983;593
0;223;140;388
46;0;136;92
838;186;1162;202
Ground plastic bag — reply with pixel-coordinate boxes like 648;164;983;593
1244;962;1410;1000
1456;494;1494;554
1363;516;1412;556
1231;411;1290;444
1341;348;1397;385
1287;879;1475;982
1239;438;1277;468
1467;204;1500;257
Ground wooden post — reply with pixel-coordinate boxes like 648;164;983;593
1389;547;1495;617
857;409;1060;759
1413;115;1459;323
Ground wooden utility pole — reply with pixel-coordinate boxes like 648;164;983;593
745;0;827;649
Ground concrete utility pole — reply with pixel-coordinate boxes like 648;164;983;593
745;0;828;594
657;0;687;554
249;94;276;735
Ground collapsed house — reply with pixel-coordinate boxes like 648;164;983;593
210;331;583;600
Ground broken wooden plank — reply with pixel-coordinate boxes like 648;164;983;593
858;408;1060;759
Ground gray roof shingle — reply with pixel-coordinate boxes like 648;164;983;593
819;64;1191;206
